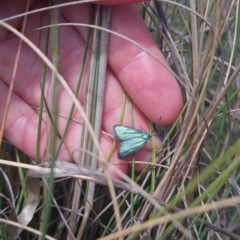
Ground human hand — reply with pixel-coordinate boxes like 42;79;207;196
0;0;183;179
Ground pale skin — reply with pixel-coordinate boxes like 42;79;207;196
0;0;183;179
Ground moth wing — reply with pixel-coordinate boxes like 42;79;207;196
117;137;148;159
113;125;144;141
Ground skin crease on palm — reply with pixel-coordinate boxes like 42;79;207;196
0;0;183;179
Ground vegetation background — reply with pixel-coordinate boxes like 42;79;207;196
1;1;240;239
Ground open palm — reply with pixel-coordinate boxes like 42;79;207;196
0;0;183;179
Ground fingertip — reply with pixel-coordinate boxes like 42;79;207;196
108;157;129;179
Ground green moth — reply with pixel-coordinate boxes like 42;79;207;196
113;125;153;159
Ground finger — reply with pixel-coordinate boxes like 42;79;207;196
97;0;144;5
0;81;73;161
62;4;183;125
